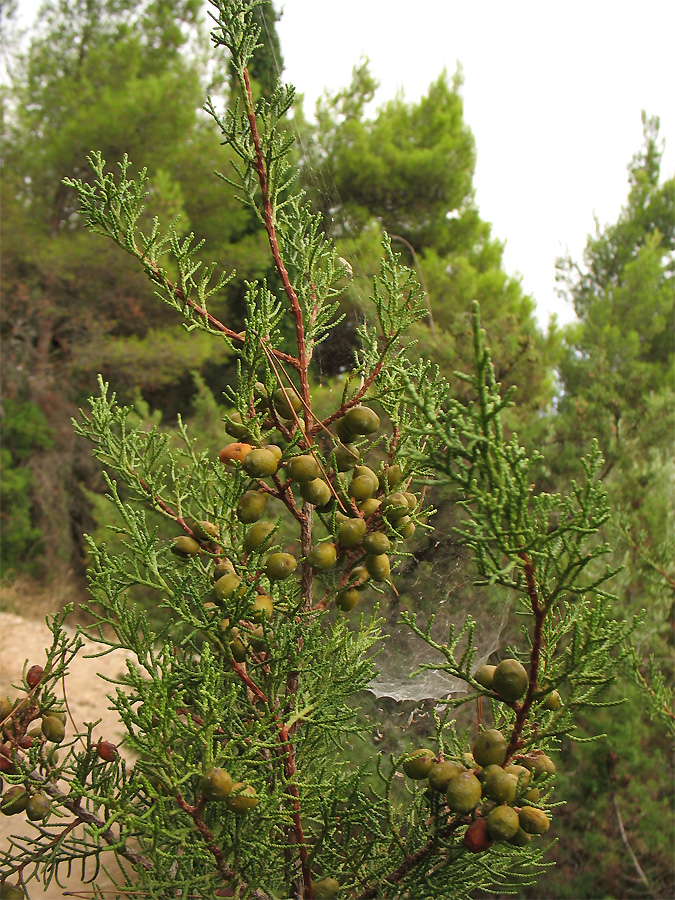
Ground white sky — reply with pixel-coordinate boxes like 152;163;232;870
11;0;675;328
277;0;675;326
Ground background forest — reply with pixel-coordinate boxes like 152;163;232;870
1;1;673;898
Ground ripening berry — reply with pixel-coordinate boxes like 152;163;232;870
26;665;43;689
472;729;507;768
338;518;366;547
226;783;259;812
26;792;51;821
42;716;65;743
273;388;302;419
264;552;297;581
219;442;253;466
97;740;118;762
242;448;278;478
0;883;24;898
344;406;380;435
201;767;233;802
402;749;435;779
473;664;496;689
487;805;520;841
463;816;493;853
1;786;28;816
313;877;340;899
307;543;337;572
244;521;276;553
445;771;482;814
286;455;320;482
237;491;268;523
427;760;465;792
171;536;201;558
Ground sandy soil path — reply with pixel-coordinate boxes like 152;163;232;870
1;612;135;898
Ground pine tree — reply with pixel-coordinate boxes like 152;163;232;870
0;3;648;898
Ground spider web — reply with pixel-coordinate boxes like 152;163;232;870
369;539;509;702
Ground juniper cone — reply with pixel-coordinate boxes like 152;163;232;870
427;760;465;791
473;664;496;689
472;729;507;767
492;658;528;701
487;806;520;842
445;772;482;814
402;749;436;779
481;765;518;803
25;793;51;821
0;2;648;897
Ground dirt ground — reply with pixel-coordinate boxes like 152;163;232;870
0;609;135;898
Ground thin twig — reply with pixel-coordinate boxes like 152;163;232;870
355;818;463;899
505;551;546;762
612;793;652;894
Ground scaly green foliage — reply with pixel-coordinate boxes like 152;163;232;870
0;3;656;898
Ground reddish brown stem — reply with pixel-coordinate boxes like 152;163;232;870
279;725;312;896
241;66;316;897
505;551;546;762
8;817;79;887
230;660;311;893
22;769;153;871
242;69;308;377
138;250;299;369
355;818;463;899
174;795;238;883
